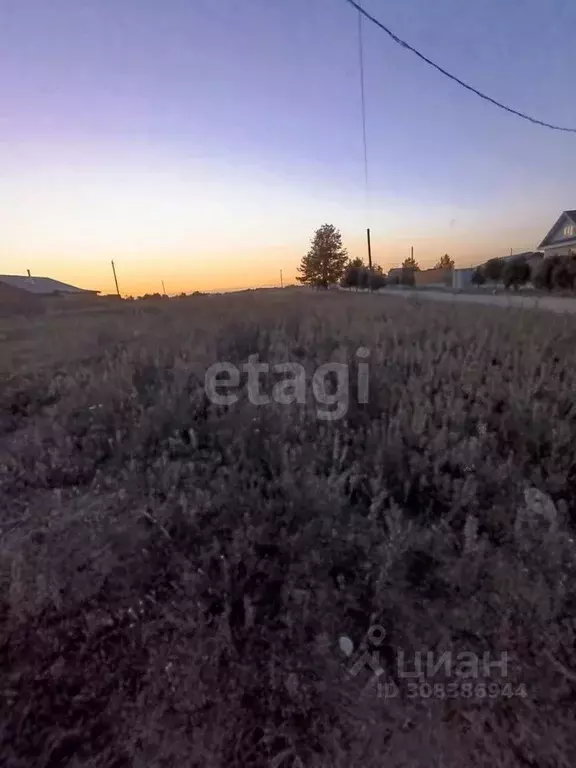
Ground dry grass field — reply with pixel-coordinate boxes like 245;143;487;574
1;289;576;768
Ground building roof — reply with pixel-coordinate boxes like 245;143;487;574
538;211;576;249
0;275;99;295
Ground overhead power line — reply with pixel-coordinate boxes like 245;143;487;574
358;11;369;204
343;0;576;134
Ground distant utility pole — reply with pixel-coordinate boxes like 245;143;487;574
366;228;372;269
280;270;283;288
111;260;120;297
411;246;414;262
162;280;166;296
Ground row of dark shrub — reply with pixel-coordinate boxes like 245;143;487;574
337;252;576;293
472;253;576;291
340;264;387;290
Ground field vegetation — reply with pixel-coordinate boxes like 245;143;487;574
1;289;575;767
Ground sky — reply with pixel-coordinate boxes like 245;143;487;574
1;0;576;295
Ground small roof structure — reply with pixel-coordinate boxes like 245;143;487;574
0;275;99;295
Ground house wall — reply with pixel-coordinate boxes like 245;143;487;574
0;281;44;317
414;267;452;287
452;268;475;290
388;267;416;285
542;242;576;258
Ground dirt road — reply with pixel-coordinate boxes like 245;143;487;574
381;288;576;314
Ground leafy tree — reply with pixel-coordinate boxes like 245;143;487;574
368;268;387;290
434;253;455;269
471;267;486;286
531;255;576;291
341;263;386;290
533;255;563;291
401;255;420;271
483;258;504;283
502;257;531;291
341;263;362;289
297;224;349;288
349;257;364;269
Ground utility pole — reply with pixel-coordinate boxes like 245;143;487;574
366;228;373;291
162;280;166;296
366;228;372;269
280;270;283;288
411;246;414;262
111;260;120;297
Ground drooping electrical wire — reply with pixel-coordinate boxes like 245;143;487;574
343;0;576;134
357;10;374;273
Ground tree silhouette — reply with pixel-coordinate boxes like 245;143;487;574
483;258;504;283
434;253;454;269
502;257;531;291
401;255;420;271
297;224;349;288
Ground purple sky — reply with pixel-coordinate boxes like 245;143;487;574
1;0;575;293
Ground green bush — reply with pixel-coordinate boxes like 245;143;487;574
502;257;531;290
532;257;555;290
533;255;576;292
551;255;576;290
483;257;504;283
341;265;387;290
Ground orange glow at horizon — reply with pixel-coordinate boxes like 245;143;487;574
0;158;552;296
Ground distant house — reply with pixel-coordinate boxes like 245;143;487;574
538;211;576;258
414;267;452;288
0;274;99;297
387;266;416;285
452;267;476;290
0;274;100;316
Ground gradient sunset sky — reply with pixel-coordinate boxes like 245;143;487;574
1;0;575;295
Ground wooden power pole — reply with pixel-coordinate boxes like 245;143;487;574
366;228;372;270
111;260;120;297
